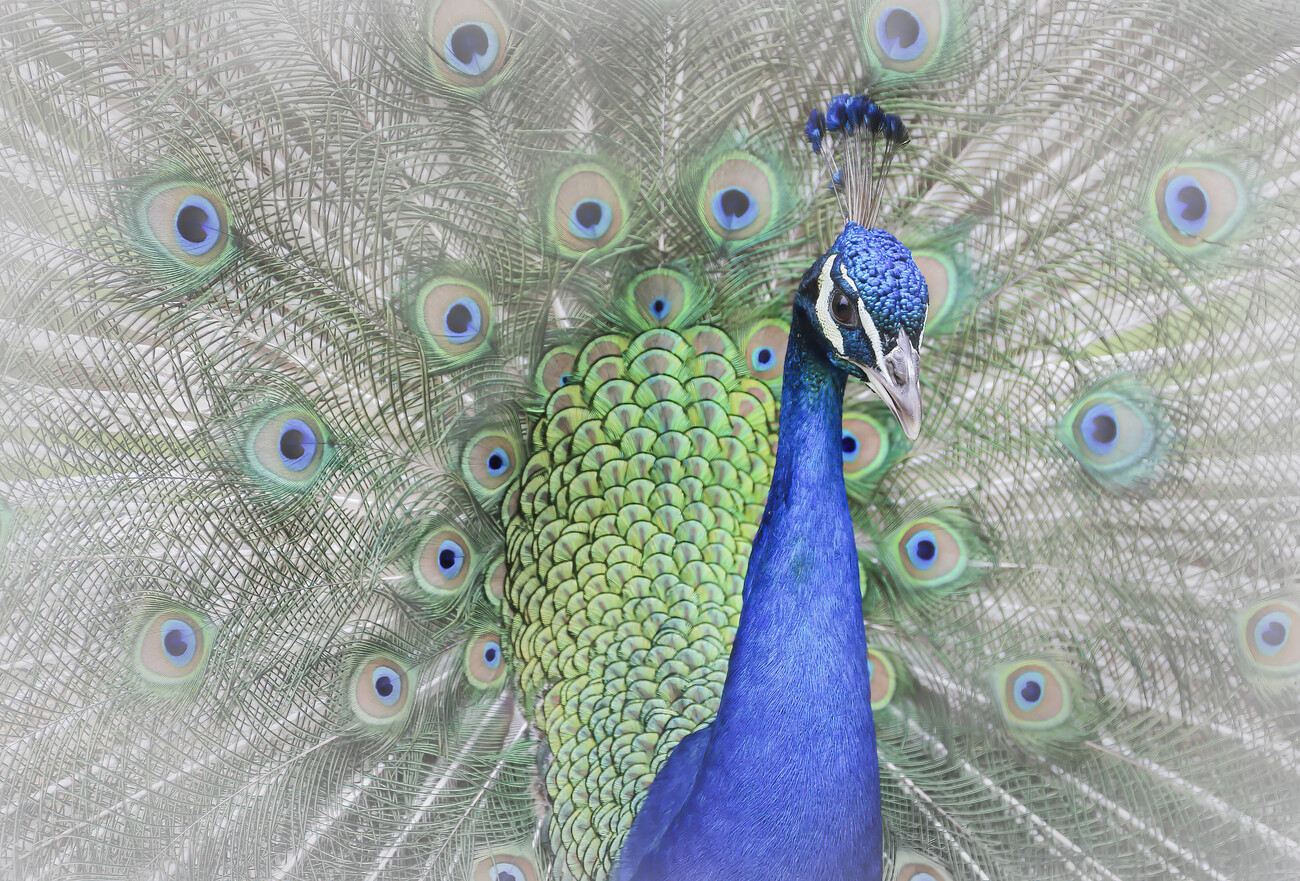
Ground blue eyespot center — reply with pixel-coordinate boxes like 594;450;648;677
711;187;759;231
569;199;612;240
1255;611;1291;657
650;297;671;319
841;431;859;461
437;538;466;578
1165;174;1209;235
1012;671;1047;711
160;619;196;667
485;446;511;478
483;641;501;668
372;665;402;706
905;529;938;570
876;7;928;61
488;862;525;881
1080;403;1119;456
444;21;499;75
173;195;220;255
278;419;318;471
443;297;484;344
751;346;774;370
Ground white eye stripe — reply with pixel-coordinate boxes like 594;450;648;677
836;266;887;372
815;257;845;356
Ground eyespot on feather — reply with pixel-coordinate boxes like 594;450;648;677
465;633;507;687
698;152;778;242
867;648;898;710
894;854;954;881
135;180;233;274
415;526;476;596
549;164;627;256
841;410;892;482
863;0;948;75
1150;162;1247;253
535;346;578;396
461;429;521;501
246;407;331;488
741;320;789;383
1237;599;1300;676
628;268;695;328
894;518;966;586
1057;384;1162;489
350;656;414;727
412;278;494;365
472;848;540;881
135;607;213;688
992;660;1072;730
426;0;510;87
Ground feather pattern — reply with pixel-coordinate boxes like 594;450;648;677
1;1;1298;880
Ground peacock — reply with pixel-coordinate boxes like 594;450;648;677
1;1;1298;880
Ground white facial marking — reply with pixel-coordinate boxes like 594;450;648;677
836;263;886;372
815;257;845;355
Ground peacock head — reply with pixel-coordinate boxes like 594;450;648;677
795;221;926;439
801;93;926;438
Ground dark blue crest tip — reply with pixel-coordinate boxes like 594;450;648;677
882;114;909;145
826;93;850;131
847;95;869;129
805;108;826;154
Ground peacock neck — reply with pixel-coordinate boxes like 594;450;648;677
687;307;882;876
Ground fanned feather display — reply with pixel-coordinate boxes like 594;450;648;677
1;1;1298;879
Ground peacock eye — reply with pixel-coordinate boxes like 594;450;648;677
534;345;578;395
831;291;858;328
867;648;897;710
569;198;613;240
840;410;893;485
427;0;509;87
135;607;212;687
888;516;972;590
994;661;1071;729
416;527;475;596
1164;174;1209;236
875;5;928;61
173;195;222;256
1238;600;1300;674
699;152;779;243
1064;391;1155;481
160;618;198;666
1012;670;1047;712
371;665;403;707
248;407;331;488
465;633;508;687
904;528;938;571
629;268;693;328
443;297;483;345
864;0;946;74
473;853;540;881
551;165;626;255
413;278;494;365
351;656;413;726
461;429;521;501
277;419;318;472
443;20;500;76
895;854;954;881
742;320;789;383
711;186;759;231
138;180;232;273
1151;162;1246;252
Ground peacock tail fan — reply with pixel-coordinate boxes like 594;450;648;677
1;1;1298;880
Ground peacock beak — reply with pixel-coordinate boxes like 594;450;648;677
863;330;922;441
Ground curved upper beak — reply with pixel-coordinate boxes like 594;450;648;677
860;330;922;440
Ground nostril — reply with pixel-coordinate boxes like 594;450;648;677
887;353;907;386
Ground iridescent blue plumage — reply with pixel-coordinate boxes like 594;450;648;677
615;96;925;881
